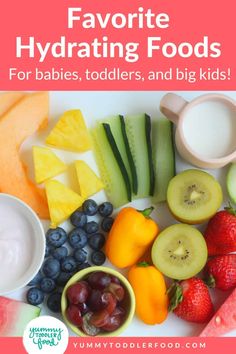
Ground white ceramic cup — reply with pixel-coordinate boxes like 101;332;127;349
160;93;236;169
0;194;45;294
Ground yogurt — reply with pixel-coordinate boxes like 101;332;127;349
0;194;45;294
0;204;34;289
182;100;236;159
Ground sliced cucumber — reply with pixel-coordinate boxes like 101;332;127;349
152;118;175;203
145;115;155;196
102;116;137;194
92;124;129;208
102;123;132;202
125;114;154;198
226;163;236;203
120;116;138;195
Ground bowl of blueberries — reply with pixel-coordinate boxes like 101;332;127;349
25;199;116;314
61;266;136;337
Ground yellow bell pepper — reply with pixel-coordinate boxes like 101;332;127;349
128;263;168;325
105;206;159;268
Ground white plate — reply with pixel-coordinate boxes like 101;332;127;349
11;91;236;337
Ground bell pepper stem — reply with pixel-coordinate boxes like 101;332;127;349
137;206;154;218
137;261;150;267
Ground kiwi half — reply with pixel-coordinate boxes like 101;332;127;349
226;163;236;203
151;224;207;280
167;169;222;224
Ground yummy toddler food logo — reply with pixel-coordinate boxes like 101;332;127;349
23;316;69;354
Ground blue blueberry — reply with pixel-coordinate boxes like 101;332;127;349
28;271;43;286
78;262;91;270
46;227;67;248
85;221;99;234
43;258;60;279
47;292;62;313
88;233;105;250
40;277;56;293
51;246;68;260
91;250;106;266
98;202;113;217
69;228;87;249
70;210;87;228
61;256;77;273
74;249;87;264
82;199;98;216
27;287;44;305
56;272;74;286
101;217;114;232
45;244;53;258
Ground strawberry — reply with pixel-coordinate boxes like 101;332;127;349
204;254;236;291
204;206;236;256
168;278;214;323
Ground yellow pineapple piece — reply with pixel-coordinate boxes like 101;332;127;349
45;180;84;228
46;110;91;152
75;160;104;199
33;146;67;184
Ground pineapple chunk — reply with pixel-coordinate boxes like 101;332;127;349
75;160;104;199
46;110;91;152
45;180;84;228
33;146;67;184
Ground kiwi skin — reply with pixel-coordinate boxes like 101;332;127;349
169;208;219;225
167;169;223;225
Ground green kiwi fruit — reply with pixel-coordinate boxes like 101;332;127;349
151;223;207;280
167;169;222;224
226;163;236;203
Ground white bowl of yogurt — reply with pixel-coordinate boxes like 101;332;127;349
0;193;45;294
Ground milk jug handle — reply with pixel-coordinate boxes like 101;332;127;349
160;93;188;124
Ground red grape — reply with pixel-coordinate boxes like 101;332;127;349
110;275;121;285
77;302;89;316
90;309;110;327
107;283;125;302
82;312;100;336
66;272;128;335
87;290;107;311
112;306;126;318
101;314;122;332
66;305;82;326
67;281;90;304
101;292;117;314
87;271;111;290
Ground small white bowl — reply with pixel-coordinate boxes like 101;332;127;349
0;193;45;294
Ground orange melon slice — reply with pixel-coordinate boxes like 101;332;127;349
0;92;25;116
0;92;49;219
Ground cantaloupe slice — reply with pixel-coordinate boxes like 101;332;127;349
0;92;49;219
0;92;49;146
46;109;91;152
45;180;84;228
33;146;67;184
75;160;104;198
0;92;25;116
